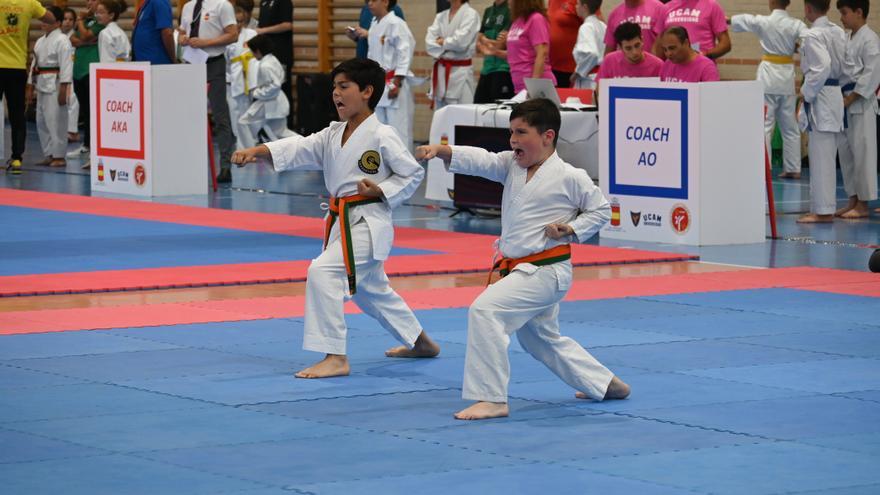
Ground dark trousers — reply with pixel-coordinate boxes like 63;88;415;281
207;55;235;170
553;69;573;89
473;71;515;104
0;68;28;160
73;76;91;147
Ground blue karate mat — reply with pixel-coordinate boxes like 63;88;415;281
0;205;433;275
2;287;879;494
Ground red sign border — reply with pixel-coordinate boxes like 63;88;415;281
95;68;146;160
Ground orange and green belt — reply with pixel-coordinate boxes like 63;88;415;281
487;244;572;285
325;194;383;295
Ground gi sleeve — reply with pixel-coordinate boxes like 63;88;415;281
425;13;444;59
573;22;602;77
800;33;831;103
265;128;329;171
251;60;283;100
377;128;425;209
853;37;880;100
390;23;415;75
59;38;74;84
441;9;480;53
567;168;610;242
448;145;511;184
729;14;763;35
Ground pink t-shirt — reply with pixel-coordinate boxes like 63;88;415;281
659;54;720;82
596;50;663;82
656;0;728;53
603;0;666;52
507;12;557;92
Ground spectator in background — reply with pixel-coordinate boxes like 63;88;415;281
603;0;664;55
473;0;514;103
355;0;404;59
61;8;80;142
131;0;175;64
68;0;104;166
548;0;581;87
238;34;298;141
655;0;731;61
658;26;720;82
256;0;293;127
506;0;555;93
425;0;481;109
571;0;605;89
226;3;258;149
596;21;662;90
96;0;131;62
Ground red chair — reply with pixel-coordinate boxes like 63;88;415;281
556;88;594;105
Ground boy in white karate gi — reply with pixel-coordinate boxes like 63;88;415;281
416;99;630;420
425;0;481;109
232;58;440;378
96;0;131;63
571;0;606;89
226;5;258;149
238;34;297;141
834;0;879;219
797;0;847;223
348;0;416;151
730;0;808;179
28;6;74;167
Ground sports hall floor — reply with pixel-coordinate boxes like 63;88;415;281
1;126;879;494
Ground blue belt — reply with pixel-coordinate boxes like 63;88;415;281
825;78;840;86
841;82;856;93
804;79;844;131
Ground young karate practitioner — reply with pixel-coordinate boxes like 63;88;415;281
571;0;606;89
226;5;258;149
347;0;416;151
796;0;846;223
730;0;808;179
29;6;74;168
834;0;879;219
238;34;297;141
96;0;130;62
658;26;720;82
425;0;481;109
61;8;80;142
415;98;631;420
231;58;440;379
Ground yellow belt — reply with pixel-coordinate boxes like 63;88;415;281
762;54;794;64
230;51;255;93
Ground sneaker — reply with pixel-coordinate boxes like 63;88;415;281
67;145;89;158
5;159;22;175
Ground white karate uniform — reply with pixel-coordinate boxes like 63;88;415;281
367;12;415;151
30;29;73;159
264;114;425;355
226;27;258;149
425;3;480;109
98;21;131;62
65;30;79;135
838;25;880;202
731;10;807;174
239;54;296;141
572;15;606;90
448;146;615;403
798;16;846;215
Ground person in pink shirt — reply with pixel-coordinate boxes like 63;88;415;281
658;26;720;82
503;0;556;93
654;0;731;61
597;21;663;84
603;0;666;55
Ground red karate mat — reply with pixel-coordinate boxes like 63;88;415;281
2;266;876;335
0;188;697;296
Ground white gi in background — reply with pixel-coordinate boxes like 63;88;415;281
367;11;416;151
838;24;880;203
798;15;846;216
447;146;615;403
571;13;606;90
239;53;297;141
264;114;425;355
425;2;480;109
65;29;79;135
225;26;258;149
98;20;131;62
731;9;807;175
30;28;74;159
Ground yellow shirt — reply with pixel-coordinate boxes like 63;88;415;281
0;0;47;69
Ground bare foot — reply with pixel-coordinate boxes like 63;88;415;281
294;354;350;379
454;401;509;420
576;376;631;401
778;172;801;180
835;197;858;217
49;159;66;167
797;213;833;224
385;331;441;358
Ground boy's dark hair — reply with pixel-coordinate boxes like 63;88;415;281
510;98;561;146
330;58;386;111
236;0;255;14
836;0;869;17
662;26;690;44
581;0;602;14
805;0;831;13
63;7;77;21
614;21;642;45
775;0;791;7
246;34;275;56
387;0;398;11
98;0;127;20
46;5;64;23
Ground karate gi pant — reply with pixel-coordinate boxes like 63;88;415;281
838;108;878;202
807;130;840;215
36;90;68;159
375;80;414;152
67;87;78;134
227;90;255;149
462;265;614;403
304;219;423;355
765;94;801;174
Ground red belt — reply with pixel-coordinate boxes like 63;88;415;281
385;70;396;85
589;65;600;75
325;194;383;295
431;58;472;109
487;244;572;285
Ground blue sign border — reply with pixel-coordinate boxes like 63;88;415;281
609;86;688;199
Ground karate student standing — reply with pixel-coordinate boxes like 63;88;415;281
834;0;880;219
226;5;258;149
416;99;630;421
61;8;80;143
238;35;297;141
570;0;606;89
96;0;131;62
796;0;846;223
730;0;808;180
29;6;74;167
232;58;440;379
347;0;416;151
425;0;481;109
